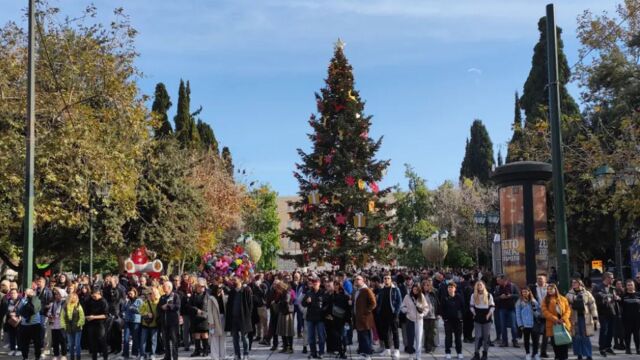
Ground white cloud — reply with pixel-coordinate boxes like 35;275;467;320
467;67;483;76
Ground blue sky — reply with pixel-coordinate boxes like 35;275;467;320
1;0;618;195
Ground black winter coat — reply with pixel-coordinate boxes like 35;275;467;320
158;292;181;328
224;286;253;333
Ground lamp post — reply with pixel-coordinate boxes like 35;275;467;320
474;211;500;267
89;182;111;278
592;165;639;280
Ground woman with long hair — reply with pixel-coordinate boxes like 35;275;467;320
566;278;598;360
276;281;296;354
515;287;541;360
61;292;85;360
329;280;351;359
401;284;429;360
541;284;571;360
470;281;494;360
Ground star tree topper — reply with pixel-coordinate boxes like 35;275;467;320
335;38;346;51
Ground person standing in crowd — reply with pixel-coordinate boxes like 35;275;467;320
531;274;549;358
85;287;109;360
177;275;194;353
595;272;619;357
401;284;428;360
541;284;571;360
265;279;280;350
48;288;68;360
566;279;598;360
515;287;540;360
613;279;626;351
140;287;160;360
328;280;350;359
104;276;124;355
375;273;402;358
158;280;181;360
353;274;376;359
250;275;268;344
225;276;253;360
440;282;465;360
276;281;296;354
471;281;494;360
61;292;85;360
3;288;21;356
206;284;226;360
35;276;53;353
121;287;143;360
461;274;475;344
620;279;640;355
494;275;519;348
189;279;211;357
291;272;304;339
303;275;329;359
422;278;439;354
18;288;42;360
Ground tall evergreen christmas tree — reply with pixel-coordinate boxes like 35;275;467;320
520;17;579;124
174;80;200;148
285;40;394;267
459;119;494;184
152;82;173;138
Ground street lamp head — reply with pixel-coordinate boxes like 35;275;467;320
474;212;486;225
592;165;615;190
487;211;500;224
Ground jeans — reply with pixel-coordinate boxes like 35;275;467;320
295;307;304;335
444;320;462;355
140;326;158;357
378;315;400;350
522;328;539;355
123;322;141;357
493;308;502;341
405;320;416;353
474;322;491;353
67;331;82;357
231;329;249;356
572;316;592;357
413;319;424;359
357;329;373;355
6;326;18;352
499;308;517;343
306;320;326;355
599;316;615;351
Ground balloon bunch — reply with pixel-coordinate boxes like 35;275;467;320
201;245;255;282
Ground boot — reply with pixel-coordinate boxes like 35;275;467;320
480;351;487;360
203;339;211;356
471;352;480;360
190;340;202;357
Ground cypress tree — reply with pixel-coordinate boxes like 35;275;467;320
285;40;394;267
459;119;494;184
520;17;579;124
497;149;504;167
152;83;173;138
197;120;219;154
506;91;525;163
221;146;234;176
174;80;200;148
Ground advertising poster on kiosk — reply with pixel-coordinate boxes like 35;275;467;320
533;185;549;274
500;185;526;287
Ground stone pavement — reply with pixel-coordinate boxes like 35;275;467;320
0;323;637;360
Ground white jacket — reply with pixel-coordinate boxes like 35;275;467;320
400;293;429;322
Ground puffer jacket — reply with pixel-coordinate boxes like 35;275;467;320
566;289;598;337
400;294;429;322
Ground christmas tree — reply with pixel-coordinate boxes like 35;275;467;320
285;39;394;268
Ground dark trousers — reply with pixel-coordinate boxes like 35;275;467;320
267;308;278;346
624;322;640;352
357;329;373;355
19;324;42;360
551;338;569;360
540;334;549;355
423;318;437;352
444;320;462;355
522;328;539;355
107;317;122;353
377;315;400;349
86;321;108;360
463;311;474;340
161;325;179;360
599;316;615;351
51;328;68;356
231;329;249;357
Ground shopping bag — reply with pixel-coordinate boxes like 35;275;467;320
553;324;572;346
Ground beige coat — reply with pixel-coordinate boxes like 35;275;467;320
566;289;598;337
206;295;225;338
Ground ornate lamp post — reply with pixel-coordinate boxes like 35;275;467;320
89;182;111;277
592;165;640;280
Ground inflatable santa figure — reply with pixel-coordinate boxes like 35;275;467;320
123;246;163;278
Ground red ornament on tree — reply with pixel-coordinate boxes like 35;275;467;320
335;213;347;225
345;176;355;187
335;104;346;112
360;131;368;139
336;235;342;247
387;233;394;244
369;182;379;194
320;227;327;235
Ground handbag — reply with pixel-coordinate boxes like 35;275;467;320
7;314;21;328
331;304;346;319
553;323;572;345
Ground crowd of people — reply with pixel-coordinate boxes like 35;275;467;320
2;268;640;360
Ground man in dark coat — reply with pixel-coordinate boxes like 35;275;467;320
302;275;329;359
353;274;376;358
225;276;254;360
158;280;181;360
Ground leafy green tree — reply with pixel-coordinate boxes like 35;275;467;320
0;4;148;270
459;119;495;185
520;17;579;124
243;185;281;270
197;120;219;154
174;80;200;148
221;146;234;177
285;41;394;267
152;83;173;138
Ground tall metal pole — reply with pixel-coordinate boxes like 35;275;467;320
21;0;36;290
89;215;94;278
614;216;623;280
546;4;570;293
